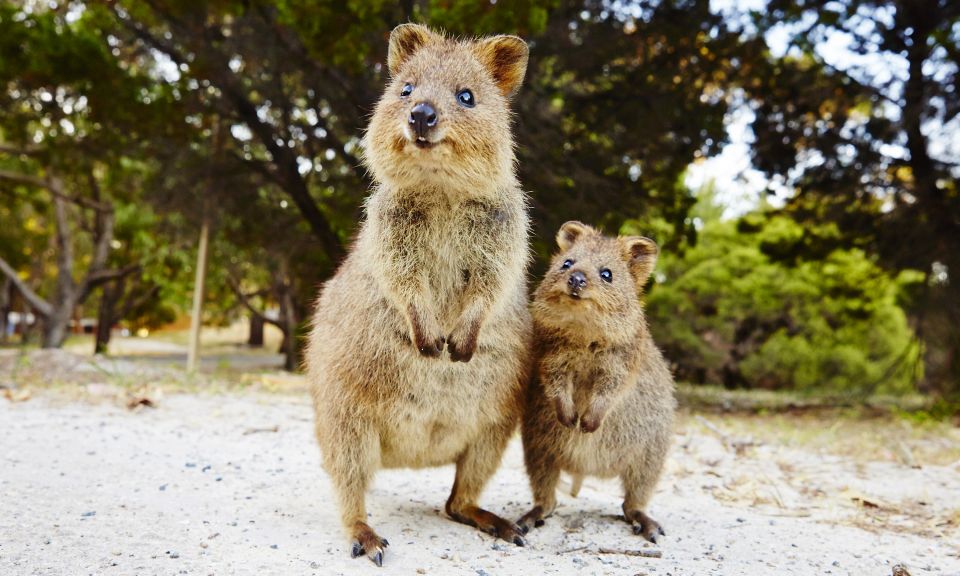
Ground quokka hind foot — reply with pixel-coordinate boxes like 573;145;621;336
625;508;665;543
349;522;390;567
447;502;526;546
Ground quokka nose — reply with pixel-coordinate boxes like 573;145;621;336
567;271;587;291
409;101;438;139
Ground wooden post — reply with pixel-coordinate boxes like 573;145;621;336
186;219;209;372
186;117;222;372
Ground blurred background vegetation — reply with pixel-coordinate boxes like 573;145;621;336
0;0;957;401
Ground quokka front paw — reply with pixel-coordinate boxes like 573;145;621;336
447;318;481;362
407;305;445;357
554;395;578;428
413;332;445;357
579;400;609;433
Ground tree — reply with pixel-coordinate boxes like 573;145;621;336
0;164;131;348
99;0;759;272
433;0;765;266
744;0;960;394
0;3;189;348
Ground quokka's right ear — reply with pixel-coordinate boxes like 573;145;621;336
556;221;592;251
474;34;529;96
620;236;659;286
388;23;442;77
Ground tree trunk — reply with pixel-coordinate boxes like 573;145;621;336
0;276;10;344
278;286;298;372
95;279;122;355
276;259;299;372
248;312;264;348
42;294;75;348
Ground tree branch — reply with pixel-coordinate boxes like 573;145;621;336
0;143;44;156
116;282;160;321
0;256;53;317
227;275;284;330
82;263;141;293
0;169;48;189
0;168;113;211
114;2;346;262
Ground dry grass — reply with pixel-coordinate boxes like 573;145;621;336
680;411;960;467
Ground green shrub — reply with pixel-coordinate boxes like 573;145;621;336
645;215;921;394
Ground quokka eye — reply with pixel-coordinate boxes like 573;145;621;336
400;83;414;97
600;268;613;283
561;259;574;270
456;88;475;108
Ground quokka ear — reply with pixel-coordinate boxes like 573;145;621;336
556;221;592;251
388;23;442;77
473;35;529;96
621;236;659;286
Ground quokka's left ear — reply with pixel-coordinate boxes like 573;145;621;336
388;23;443;77
620;236;659;286
473;35;529;96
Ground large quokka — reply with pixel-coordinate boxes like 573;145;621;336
518;221;676;542
306;24;532;566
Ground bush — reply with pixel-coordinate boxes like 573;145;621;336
645;214;921;394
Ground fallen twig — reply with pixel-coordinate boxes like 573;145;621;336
695;415;728;441
597;547;662;558
695;415;757;454
243;425;279;435
557;544;591;554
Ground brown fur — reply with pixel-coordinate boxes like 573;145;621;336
518;222;676;543
306;24;531;565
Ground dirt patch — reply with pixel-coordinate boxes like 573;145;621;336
2;387;957;575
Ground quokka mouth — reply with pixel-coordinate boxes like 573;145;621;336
413;137;435;149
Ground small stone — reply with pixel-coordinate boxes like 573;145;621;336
159;484;168;491
168;551;180;559
81;511;96;518
270;544;278;549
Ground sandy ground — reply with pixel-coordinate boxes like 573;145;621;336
2;387;958;576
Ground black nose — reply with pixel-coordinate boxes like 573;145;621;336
409;101;438;139
567;271;587;293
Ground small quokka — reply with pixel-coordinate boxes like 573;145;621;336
306;24;532;566
518;221;676;542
